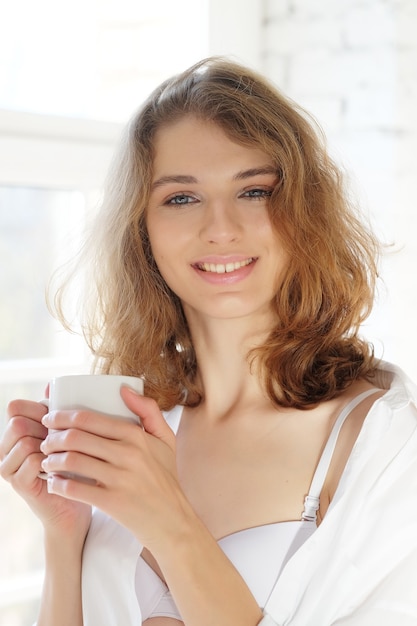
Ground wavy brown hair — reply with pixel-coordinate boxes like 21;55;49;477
52;57;380;409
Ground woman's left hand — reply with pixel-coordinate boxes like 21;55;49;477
40;388;183;548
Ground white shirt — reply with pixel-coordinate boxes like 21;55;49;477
81;361;417;625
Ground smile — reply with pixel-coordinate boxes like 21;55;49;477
195;258;256;274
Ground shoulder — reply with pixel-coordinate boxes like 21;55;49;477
341;360;417;449
322;362;417;513
330;361;417;504
371;360;417;412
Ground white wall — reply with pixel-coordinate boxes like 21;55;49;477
261;0;417;379
2;0;415;379
208;0;263;69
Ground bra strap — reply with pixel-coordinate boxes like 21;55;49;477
301;388;381;522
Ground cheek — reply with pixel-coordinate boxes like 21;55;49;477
151;249;169;280
149;245;178;289
146;234;170;285
146;221;167;263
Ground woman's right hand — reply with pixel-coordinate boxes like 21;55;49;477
0;398;91;544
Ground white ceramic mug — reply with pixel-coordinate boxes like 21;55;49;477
39;374;144;481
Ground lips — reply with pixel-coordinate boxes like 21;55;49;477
194;257;256;274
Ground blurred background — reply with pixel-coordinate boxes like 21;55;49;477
1;0;416;623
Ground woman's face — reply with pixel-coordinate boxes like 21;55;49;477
146;116;288;326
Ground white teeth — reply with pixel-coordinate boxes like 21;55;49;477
199;258;254;273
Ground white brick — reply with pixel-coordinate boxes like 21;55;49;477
397;96;417;131
344;89;398;129
344;82;417;132
398;50;417;83
263;53;289;90
292;96;344;133
396;54;417;130
396;171;417;217
402;0;417;17
330;129;398;173
343;4;396;47
397;1;417;44
289;0;346;19
395;133;417;171
265;15;342;54
287;49;340;96
288;48;397;97
264;0;292;20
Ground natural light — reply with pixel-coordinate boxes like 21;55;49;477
0;0;209;122
0;1;210;623
1;1;417;623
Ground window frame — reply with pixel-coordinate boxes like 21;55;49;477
0;109;122;384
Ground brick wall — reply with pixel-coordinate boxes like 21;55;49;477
261;0;417;378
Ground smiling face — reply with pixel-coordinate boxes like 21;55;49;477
146;116;288;328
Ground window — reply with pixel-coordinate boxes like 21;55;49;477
0;1;262;622
0;154;99;626
0;69;122;626
0;0;209;123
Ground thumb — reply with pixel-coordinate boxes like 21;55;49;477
121;387;175;448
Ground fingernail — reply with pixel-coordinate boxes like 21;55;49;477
122;385;142;396
41;414;50;426
47;475;54;493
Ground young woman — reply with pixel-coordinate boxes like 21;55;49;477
1;58;417;626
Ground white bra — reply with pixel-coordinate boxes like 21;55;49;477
136;388;381;619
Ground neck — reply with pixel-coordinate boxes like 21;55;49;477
185;312;273;419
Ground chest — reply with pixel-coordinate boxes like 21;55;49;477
174;408;332;539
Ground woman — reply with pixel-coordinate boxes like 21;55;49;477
1;58;417;626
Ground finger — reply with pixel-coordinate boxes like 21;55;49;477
11;454;48;495
42;408;141;439
40;427;119;462
0;437;46;485
0;415;47;460
7;398;49;422
121;389;176;448
41;450;106;485
46;471;102;504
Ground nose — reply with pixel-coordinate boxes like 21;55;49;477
200;201;242;245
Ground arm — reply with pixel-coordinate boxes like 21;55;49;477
151;505;264;626
40;391;264;626
37;529;84;626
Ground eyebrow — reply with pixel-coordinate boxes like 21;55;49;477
233;166;278;180
151;166;278;190
152;175;197;190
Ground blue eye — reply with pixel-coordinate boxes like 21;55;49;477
166;193;196;205
242;188;273;199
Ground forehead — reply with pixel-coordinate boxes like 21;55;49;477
151;116;273;176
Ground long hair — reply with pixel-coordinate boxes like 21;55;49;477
52;57;380;409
